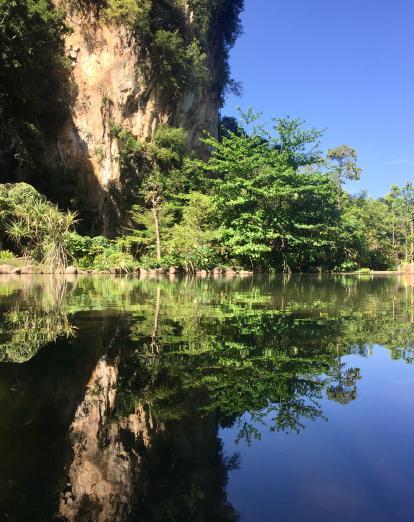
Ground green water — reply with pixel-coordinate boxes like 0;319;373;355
0;274;413;521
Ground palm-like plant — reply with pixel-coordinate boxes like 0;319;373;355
4;184;78;270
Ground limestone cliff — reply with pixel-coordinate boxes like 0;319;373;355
47;1;223;235
58;356;157;521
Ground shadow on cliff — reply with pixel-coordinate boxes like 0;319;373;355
0;57;119;236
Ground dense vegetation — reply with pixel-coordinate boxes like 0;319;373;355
1;110;413;272
86;112;413;271
0;0;69;170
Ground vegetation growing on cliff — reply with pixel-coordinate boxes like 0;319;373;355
0;0;69;169
104;0;243;100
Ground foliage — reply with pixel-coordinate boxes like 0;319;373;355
327;144;362;187
0;183;77;270
105;0;146;27
110;110;413;272
66;232;135;271
197;112;340;270
128;204;176;259
335;260;358;272
110;122;143;169
382;183;414;265
114;124;190;261
104;0;243;101
0;250;16;260
187;0;244;101
0;0;69;167
168;192;218;270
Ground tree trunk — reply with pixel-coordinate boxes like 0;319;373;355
152;198;161;261
150;285;161;353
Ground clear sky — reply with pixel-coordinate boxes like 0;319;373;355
223;0;414;197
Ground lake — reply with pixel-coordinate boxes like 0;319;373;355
0;273;413;521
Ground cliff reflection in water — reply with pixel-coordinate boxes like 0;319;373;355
0;274;413;521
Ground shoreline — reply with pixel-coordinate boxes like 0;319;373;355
0;266;413;278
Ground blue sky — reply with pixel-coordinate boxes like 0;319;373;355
223;0;414;197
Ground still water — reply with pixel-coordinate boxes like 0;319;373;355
0;273;413;522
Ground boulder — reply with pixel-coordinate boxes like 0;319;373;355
11;267;21;274
65;265;78;274
0;264;13;274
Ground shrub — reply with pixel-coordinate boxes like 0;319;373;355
335;260;358;272
65;232;93;261
0;250;16;260
66;231;136;271
139;254;179;270
2;183;77;270
92;251;135;271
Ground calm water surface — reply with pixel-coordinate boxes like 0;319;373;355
0;273;413;521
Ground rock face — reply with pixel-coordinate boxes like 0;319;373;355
58;356;156;522
48;2;221;235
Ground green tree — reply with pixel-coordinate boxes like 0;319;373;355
199;112;340;270
327;144;362;207
113;124;190;261
168;192;217;270
339;193;393;269
383;183;414;264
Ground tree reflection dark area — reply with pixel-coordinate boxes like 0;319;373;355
0;274;412;521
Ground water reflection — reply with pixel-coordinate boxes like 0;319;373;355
0;274;413;520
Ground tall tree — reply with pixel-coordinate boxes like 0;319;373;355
327;145;362;208
199;113;340;270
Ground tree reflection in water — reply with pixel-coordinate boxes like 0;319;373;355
0;274;412;520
